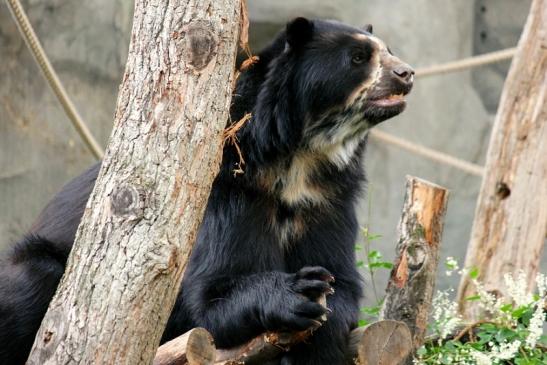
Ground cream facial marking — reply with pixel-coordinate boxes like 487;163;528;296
305;34;390;168
344;34;385;108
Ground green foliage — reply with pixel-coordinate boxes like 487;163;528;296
357;225;393;327
355;189;545;364
415;271;547;365
357;186;393;326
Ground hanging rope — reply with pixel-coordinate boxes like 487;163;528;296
415;47;516;78
5;0;104;160
369;129;484;177
6;0;514;172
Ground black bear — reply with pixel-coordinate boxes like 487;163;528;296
0;18;413;364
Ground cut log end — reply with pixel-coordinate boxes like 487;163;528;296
154;327;215;365
349;321;413;365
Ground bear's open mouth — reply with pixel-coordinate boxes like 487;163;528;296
370;93;406;108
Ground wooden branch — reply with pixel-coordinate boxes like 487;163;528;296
215;294;326;365
215;330;317;365
155;320;413;365
26;1;244;364
153;295;326;365
154;328;215;365
457;0;547;319
380;176;449;360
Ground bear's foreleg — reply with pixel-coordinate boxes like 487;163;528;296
182;266;333;349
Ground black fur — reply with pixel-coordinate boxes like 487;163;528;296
0;19;413;364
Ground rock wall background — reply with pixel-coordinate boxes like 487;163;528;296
1;0;542;300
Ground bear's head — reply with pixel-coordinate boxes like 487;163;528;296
232;17;414;168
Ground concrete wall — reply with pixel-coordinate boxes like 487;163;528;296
1;1;541;299
0;0;132;243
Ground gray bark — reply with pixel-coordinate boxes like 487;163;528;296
26;0;242;364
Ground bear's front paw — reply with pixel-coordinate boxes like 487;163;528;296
261;266;334;332
291;266;335;301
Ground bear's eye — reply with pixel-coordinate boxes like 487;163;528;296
351;52;368;65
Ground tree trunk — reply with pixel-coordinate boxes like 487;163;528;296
457;0;547;319
380;176;449;361
27;0;243;364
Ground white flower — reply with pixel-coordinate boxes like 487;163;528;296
445;256;459;277
470;350;492;365
491;340;521;360
431;290;461;339
526;301;546;349
504;271;533;306
536;272;547;297
472;279;504;317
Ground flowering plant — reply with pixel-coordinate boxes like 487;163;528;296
414;263;546;365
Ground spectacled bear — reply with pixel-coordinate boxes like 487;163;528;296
0;18;413;364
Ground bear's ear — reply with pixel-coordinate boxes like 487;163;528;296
362;24;373;34
286;17;314;49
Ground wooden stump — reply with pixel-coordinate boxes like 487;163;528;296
349;321;413;365
380;176;449;362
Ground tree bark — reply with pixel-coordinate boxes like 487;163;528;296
380;176;449;360
457;0;547;319
27;0;243;364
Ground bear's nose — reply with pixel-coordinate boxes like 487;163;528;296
392;65;415;85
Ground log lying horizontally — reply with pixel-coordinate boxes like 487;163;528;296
380;176;449;363
154;320;413;365
153;328;215;365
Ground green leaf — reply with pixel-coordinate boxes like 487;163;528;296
358;319;368;327
367;233;382;241
477;332;492;344
368;250;382;260
500;303;513;312
512;305;531;319
469;267;479;279
355;244;363;251
495;327;517;342
360;306;381;316
465;295;481;301
369;262;393;270
416;346;427;356
356;260;364;268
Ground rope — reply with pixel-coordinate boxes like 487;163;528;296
415;47;517;78
369;129;484;177
5;0;104;160
5;0;513;171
